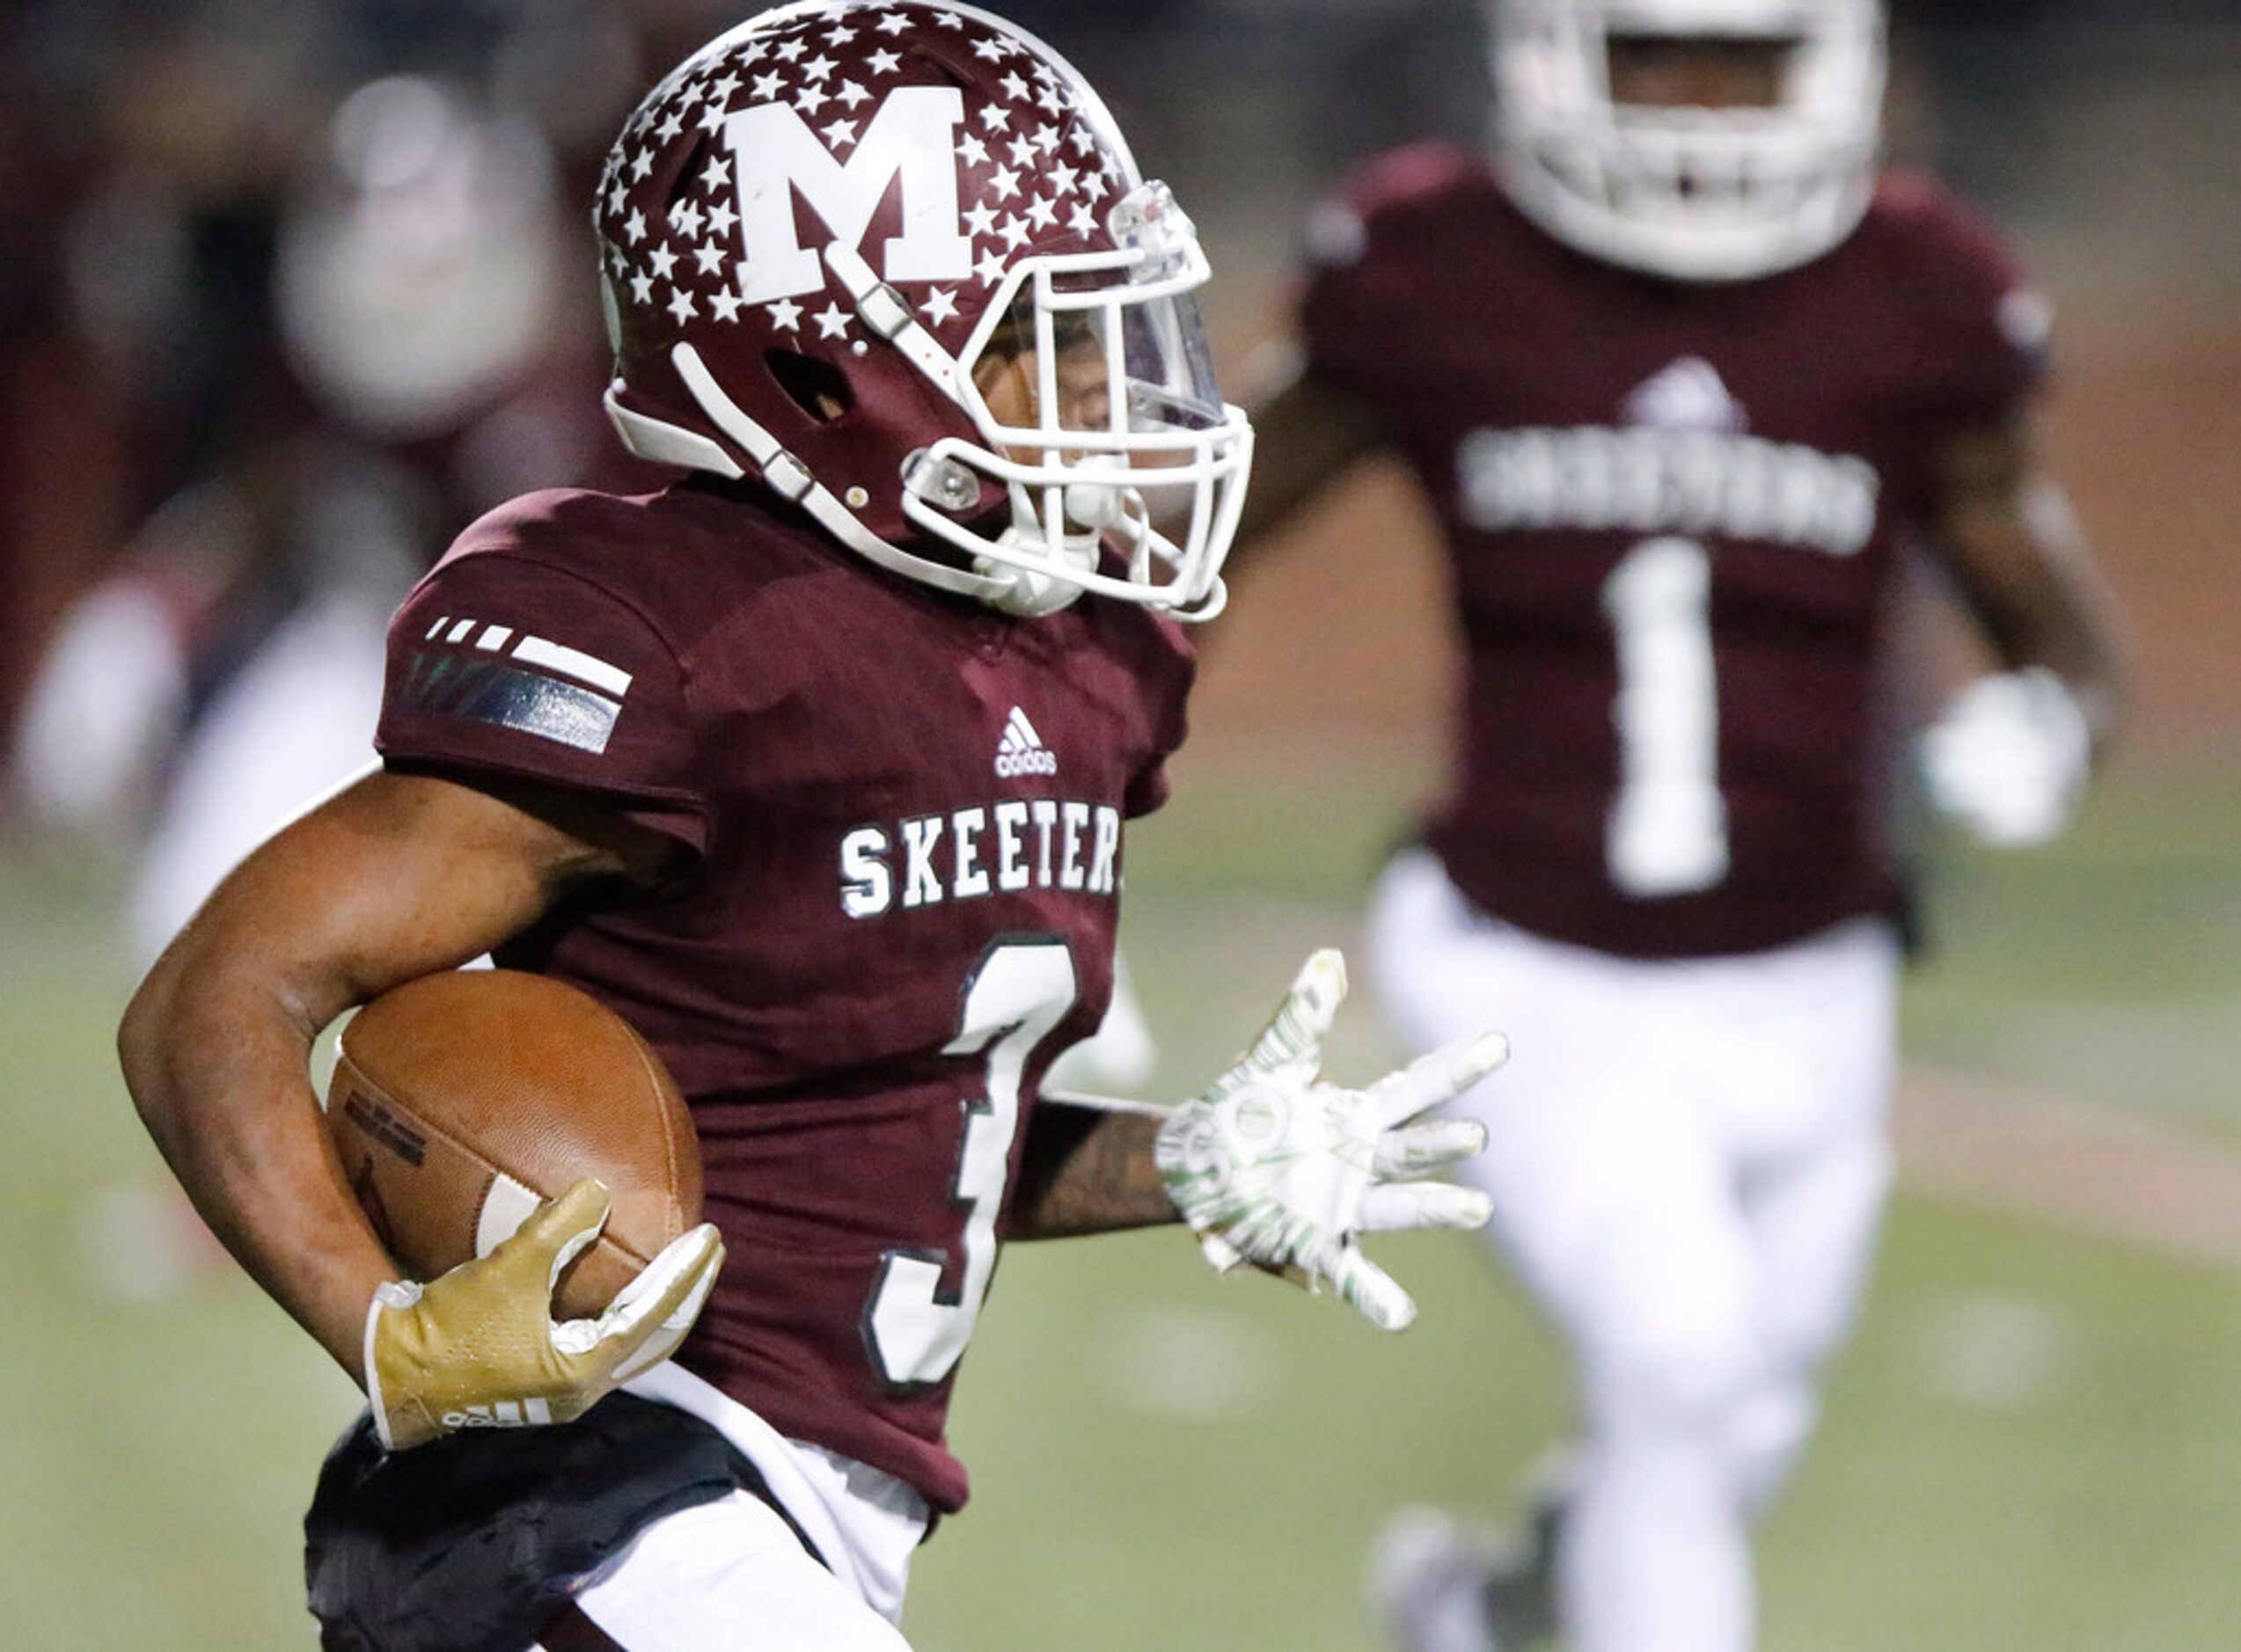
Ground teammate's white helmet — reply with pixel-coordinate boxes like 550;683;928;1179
1492;0;1886;281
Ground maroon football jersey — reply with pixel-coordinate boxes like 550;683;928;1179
375;477;1193;1510
1298;144;2045;957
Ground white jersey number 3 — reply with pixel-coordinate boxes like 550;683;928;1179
868;939;1078;1387
1601;536;1731;896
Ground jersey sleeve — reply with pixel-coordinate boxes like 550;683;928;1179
1889;174;2051;422
377;541;712;854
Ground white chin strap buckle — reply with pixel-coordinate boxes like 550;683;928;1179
976;523;1100;618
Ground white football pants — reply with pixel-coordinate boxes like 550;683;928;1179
531;1364;928;1649
1367;852;1898;1652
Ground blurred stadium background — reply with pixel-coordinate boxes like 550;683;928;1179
3;1;2238;1646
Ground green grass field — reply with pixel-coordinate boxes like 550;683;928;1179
4;757;2239;1649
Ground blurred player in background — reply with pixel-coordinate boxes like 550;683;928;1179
119;5;1504;1646
11;70;628;966
1232;0;2127;1648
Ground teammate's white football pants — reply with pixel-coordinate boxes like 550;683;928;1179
1367;851;1899;1652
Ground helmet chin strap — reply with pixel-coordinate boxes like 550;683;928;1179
666;341;1029;609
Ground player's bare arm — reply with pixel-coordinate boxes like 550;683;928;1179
117;769;676;1382
1227;357;1394;570
1921;408;2132;844
1930;408;2130;743
1006;1100;1173;1238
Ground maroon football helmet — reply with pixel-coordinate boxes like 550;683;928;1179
597;1;1251;618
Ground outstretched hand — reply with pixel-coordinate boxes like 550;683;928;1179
1153;950;1506;1331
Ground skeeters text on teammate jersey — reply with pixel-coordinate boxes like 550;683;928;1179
375;477;1194;1513
1297;144;2046;958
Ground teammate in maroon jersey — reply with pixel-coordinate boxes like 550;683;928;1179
1233;2;2127;1649
115;5;1508;1648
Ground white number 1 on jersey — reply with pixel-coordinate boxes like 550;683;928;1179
868;939;1078;1388
1601;536;1731;896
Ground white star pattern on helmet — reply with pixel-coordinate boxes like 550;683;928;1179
597;4;1139;366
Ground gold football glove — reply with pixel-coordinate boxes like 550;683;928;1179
363;1177;723;1451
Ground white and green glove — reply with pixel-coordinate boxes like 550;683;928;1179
1153;950;1505;1332
364;1178;723;1451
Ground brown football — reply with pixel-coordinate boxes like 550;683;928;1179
324;969;702;1321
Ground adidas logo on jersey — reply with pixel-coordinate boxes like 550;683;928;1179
993;706;1058;778
1624;357;1747;435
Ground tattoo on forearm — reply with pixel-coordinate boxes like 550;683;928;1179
1006;1108;1175;1239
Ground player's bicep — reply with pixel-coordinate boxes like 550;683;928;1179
150;770;639;1037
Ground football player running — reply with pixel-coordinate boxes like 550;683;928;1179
1232;2;2127;1649
116;5;1505;1648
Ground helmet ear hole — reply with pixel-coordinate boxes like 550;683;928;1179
765;349;854;424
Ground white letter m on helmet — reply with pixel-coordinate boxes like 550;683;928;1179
725;87;973;306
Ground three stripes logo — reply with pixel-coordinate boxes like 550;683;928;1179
993;706;1058;778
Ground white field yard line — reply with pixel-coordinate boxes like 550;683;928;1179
1896;1064;2241;1270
